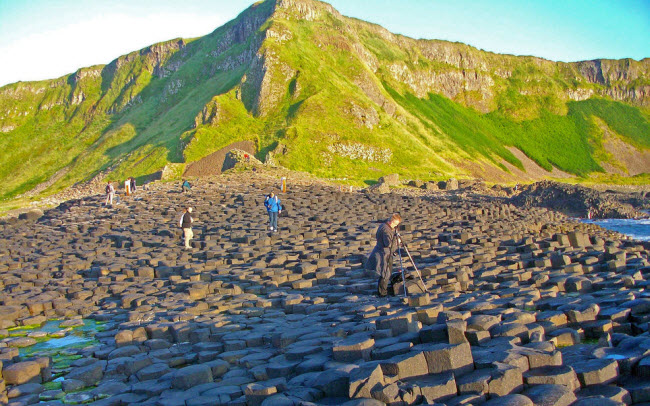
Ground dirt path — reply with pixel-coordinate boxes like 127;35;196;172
183;141;256;177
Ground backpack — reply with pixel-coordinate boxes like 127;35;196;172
105;185;111;193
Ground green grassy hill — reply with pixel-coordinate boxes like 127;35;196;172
0;0;648;202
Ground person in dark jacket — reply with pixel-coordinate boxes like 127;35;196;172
104;181;115;206
130;177;136;194
366;213;402;297
179;207;194;249
264;191;282;232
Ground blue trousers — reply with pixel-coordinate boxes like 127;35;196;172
268;211;278;230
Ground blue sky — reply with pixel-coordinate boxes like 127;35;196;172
0;0;648;87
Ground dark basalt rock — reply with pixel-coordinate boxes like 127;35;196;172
0;172;648;405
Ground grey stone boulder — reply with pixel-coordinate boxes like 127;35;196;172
621;299;650;315
368;182;390;194
202;385;243;403
3;361;42;385
61;378;86;392
573;358;619;386
18;209;44;221
576;385;631;404
523;365;580;391
341;399;386;406
136;362;172;381
309;368;353;398
488;362;524;398
108;345;140;359
204;358;230;378
567;303;600;324
405;372;457;403
65;360;105;387
571;398;625;406
244;378;287;406
414;342;474;376
592;336;650;375
456;369;492;396
6;382;44;398
467;314;501;331
7;337;37;348
171;364;213;389
522;384;577;406
380;351;428;380
438;178;459;190
378;174;400;186
619;377;650;403
349;363;384;399
333;335;375;362
371;341;413;360
371;382;413;405
92;381;129;397
259;393;296;406
483;394;533;406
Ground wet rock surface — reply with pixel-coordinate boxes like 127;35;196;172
1;172;650;405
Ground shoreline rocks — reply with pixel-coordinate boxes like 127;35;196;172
511;180;649;219
0;171;649;405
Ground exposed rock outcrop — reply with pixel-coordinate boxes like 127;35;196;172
511;180;648;219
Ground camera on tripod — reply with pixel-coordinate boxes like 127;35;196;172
389;230;428;297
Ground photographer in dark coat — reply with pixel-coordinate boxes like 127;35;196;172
365;213;402;297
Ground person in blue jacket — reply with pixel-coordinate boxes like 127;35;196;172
181;179;191;193
264;191;282;232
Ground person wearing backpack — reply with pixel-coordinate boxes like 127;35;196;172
104;181;115;206
179;207;194;249
264;191;282;232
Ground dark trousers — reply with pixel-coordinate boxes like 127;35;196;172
378;275;390;296
268;211;278;230
367;246;393;297
377;253;392;297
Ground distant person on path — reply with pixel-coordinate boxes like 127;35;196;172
182;179;192;193
105;181;115;206
264;191;282;232
179;207;194;249
130;177;136;194
366;213;402;297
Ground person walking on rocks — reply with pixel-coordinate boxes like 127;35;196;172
179;207;194;249
130;177;136;195
264;191;282;232
182;179;191;193
366;213;402;297
104;181;115;206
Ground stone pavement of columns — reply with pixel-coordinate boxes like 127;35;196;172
1;173;649;406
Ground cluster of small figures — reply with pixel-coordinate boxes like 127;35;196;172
103;176;397;296
104;177;285;251
178;190;283;250
103;177;137;206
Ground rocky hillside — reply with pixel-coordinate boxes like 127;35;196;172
0;0;649;202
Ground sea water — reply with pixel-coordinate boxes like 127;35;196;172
581;218;650;242
16;319;101;357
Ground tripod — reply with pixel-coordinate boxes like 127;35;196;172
394;231;428;298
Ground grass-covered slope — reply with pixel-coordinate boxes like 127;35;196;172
0;0;648;203
0;1;275;200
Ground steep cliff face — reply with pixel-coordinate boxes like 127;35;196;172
0;0;648;202
576;59;650;106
